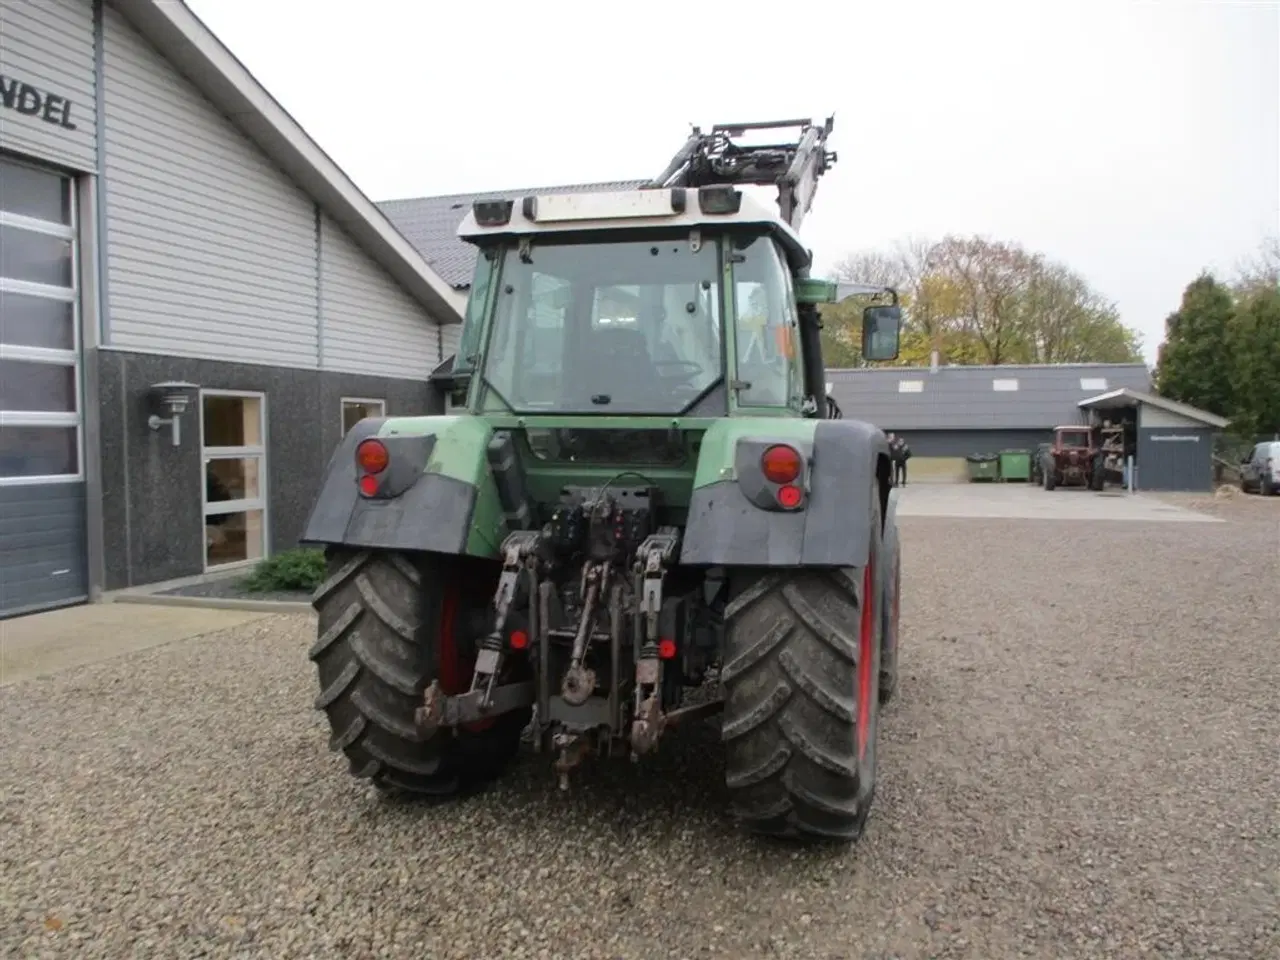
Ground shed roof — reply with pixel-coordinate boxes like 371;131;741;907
830;363;1153;431
112;0;465;321
378;181;649;290
1078;388;1229;428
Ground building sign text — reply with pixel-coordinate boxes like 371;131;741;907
0;74;77;131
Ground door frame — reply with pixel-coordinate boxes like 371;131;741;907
340;396;386;434
198;388;269;572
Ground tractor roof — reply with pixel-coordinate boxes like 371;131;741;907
455;186;810;265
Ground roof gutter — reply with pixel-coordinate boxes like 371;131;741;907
110;0;467;323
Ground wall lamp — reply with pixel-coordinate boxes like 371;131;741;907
147;381;199;446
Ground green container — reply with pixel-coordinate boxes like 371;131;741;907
998;449;1031;481
965;454;1000;482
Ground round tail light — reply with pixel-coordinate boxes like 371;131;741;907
761;444;802;484
776;484;804;508
356;438;389;474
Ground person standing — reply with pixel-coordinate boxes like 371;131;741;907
888;432;911;487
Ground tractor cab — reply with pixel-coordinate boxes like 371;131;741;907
432;186;901;426
1052;425;1096;453
1043;425;1106;492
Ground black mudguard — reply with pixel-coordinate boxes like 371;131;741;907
301;418;478;555
680;419;891;569
879;487;901;667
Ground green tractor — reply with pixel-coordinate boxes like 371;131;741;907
302;117;905;842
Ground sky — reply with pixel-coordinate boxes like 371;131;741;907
184;0;1279;365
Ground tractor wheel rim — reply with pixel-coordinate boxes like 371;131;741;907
857;559;875;760
437;583;497;733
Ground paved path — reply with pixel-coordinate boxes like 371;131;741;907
894;483;1220;522
0;602;270;686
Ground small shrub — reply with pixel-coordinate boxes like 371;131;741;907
242;548;326;593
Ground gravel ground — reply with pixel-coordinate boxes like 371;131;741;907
1152;487;1280;522
2;515;1278;960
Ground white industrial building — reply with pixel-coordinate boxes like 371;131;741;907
0;0;464;617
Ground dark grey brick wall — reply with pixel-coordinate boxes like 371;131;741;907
97;348;441;590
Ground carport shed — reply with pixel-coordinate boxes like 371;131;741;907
1078;388;1229;492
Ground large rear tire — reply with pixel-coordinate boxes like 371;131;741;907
721;490;882;842
1089;454;1106;492
309;548;528;795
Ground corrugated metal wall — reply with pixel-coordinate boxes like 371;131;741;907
0;0;96;171
440;321;461;360
98;6;445;374
100;4;319;367
1136;427;1214;492
319;212;438;378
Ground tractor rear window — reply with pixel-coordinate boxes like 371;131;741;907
479;237;723;415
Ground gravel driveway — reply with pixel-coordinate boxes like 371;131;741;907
3;501;1277;960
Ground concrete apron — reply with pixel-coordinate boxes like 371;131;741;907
102;565;312;615
0;603;277;686
894;483;1221;523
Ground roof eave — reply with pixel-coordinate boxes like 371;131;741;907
111;0;466;323
1078;388;1229;428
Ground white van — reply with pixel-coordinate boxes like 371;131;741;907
1241;440;1280;496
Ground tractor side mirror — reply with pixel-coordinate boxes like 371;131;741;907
862;304;902;362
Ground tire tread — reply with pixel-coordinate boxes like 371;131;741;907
310;548;524;795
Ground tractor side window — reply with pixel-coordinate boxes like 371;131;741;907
732;236;798;408
454;251;496;374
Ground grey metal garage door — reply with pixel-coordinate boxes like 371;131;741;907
0;153;88;617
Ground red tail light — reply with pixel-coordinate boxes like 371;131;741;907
761;444;802;484
776;484;804;508
356;438;389;474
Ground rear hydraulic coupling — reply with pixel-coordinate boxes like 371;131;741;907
561;562;606;706
471;531;541;707
630;529;680;759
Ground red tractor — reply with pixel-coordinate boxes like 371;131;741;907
1041;425;1106;491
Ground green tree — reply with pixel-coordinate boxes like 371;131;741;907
1154;274;1236;417
1226;283;1280;436
823;234;1142;368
